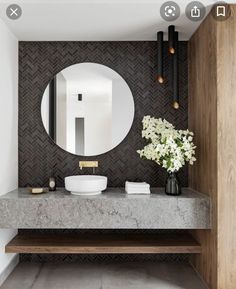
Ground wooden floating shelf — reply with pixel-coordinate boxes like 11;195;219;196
5;233;201;254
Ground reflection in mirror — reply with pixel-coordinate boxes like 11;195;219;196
41;63;135;156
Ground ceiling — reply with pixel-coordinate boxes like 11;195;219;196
0;0;222;41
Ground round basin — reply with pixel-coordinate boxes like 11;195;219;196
65;175;107;196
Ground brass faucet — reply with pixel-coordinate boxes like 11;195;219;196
79;161;98;174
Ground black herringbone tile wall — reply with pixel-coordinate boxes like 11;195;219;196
19;41;188;187
19;41;188;263
20;229;189;263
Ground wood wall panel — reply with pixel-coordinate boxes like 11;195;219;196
188;12;218;289
217;6;236;289
189;5;236;289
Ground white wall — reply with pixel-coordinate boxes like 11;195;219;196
0;18;18;283
66;78;112;156
56;73;67;148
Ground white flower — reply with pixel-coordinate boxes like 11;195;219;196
137;117;197;172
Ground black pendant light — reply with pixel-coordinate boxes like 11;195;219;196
168;25;176;54
156;25;180;109
173;31;179;109
157;31;164;84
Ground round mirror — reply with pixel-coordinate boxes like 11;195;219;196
41;63;135;156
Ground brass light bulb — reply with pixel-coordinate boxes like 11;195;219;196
157;75;164;84
173;101;179;109
169;47;175;54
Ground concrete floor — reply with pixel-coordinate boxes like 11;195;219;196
1;262;208;289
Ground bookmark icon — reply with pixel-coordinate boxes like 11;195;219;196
211;3;231;22
216;6;226;17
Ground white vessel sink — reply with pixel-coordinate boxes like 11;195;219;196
65;175;107;196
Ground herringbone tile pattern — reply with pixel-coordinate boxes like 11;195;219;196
21;253;189;263
19;42;188;262
19;41;188;187
20;229;189;263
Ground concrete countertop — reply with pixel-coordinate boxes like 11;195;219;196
0;187;211;229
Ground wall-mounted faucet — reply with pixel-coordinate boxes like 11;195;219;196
79;161;98;174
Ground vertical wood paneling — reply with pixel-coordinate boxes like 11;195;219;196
189;5;236;289
217;6;236;289
188;12;218;289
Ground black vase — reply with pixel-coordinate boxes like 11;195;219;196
165;172;181;196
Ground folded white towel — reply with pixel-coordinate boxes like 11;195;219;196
125;181;150;188
125;181;148;187
126;189;151;194
125;181;151;194
126;189;150;195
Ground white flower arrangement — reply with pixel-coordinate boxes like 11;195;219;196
137;116;196;173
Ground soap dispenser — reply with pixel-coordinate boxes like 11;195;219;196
49;177;56;191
